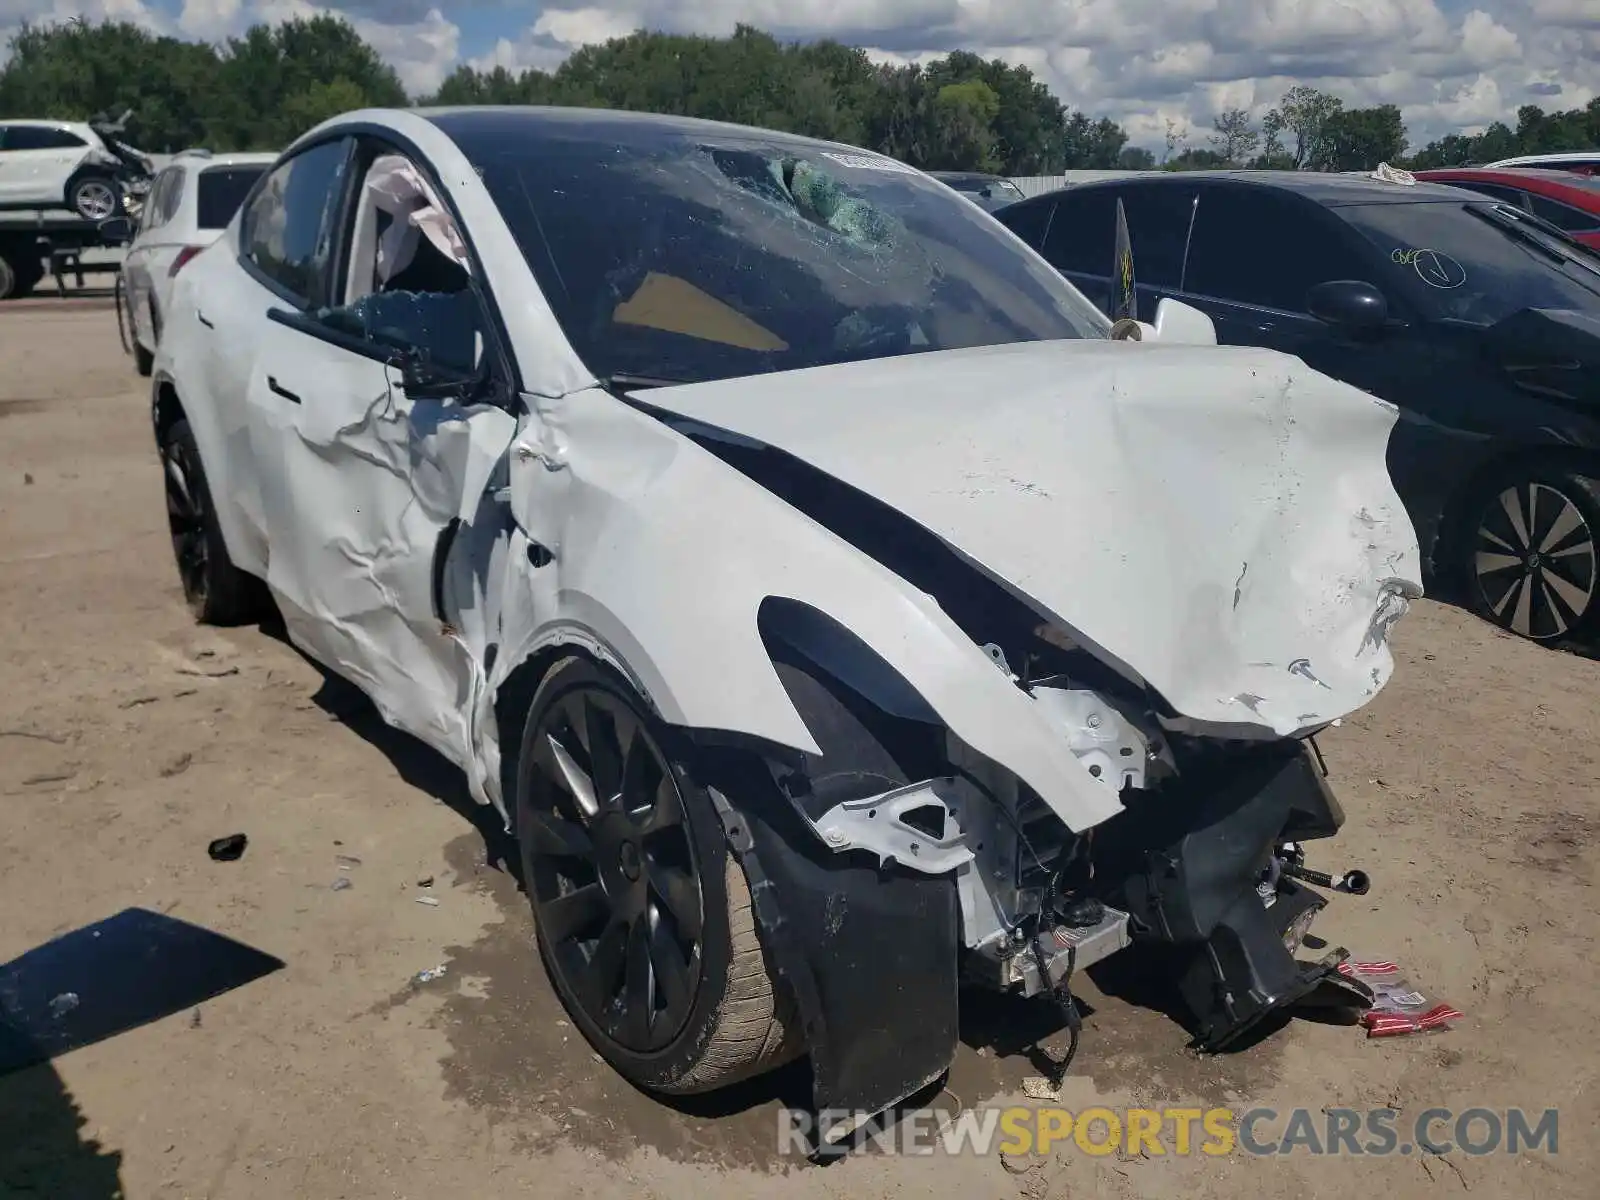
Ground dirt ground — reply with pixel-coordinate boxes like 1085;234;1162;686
2;302;1597;1199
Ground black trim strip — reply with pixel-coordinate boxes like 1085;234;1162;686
266;306;400;367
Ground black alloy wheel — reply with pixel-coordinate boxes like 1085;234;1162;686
522;682;706;1054
157;418;262;626
1471;476;1599;642
163;431;212;614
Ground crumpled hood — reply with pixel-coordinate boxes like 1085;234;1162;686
636;338;1422;736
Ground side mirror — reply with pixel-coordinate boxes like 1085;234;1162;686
1148;297;1218;346
98;216;134;243
1307;280;1388;332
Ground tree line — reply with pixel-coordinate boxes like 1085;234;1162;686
2;16;1596;176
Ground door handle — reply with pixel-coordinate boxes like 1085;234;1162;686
266;376;301;404
196;309;214;329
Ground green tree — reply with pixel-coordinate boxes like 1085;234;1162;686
1118;145;1156;169
0;19;223;151
1167;147;1229;171
1264;85;1343;168
929;79;1001;171
1310;104;1407;170
1060;111;1128;168
1209;106;1259;165
210;16;406;148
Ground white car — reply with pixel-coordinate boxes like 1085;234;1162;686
118;151;277;375
152;106;1419;1141
0;119;143;219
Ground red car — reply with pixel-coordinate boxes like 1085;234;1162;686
1412;168;1600;248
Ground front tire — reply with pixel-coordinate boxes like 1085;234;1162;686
1463;466;1600;642
515;656;798;1094
158;418;263;625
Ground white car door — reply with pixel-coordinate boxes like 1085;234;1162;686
1;125;86;206
244;307;515;765
234;137;516;766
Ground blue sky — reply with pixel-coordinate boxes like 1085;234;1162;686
3;1;1596;150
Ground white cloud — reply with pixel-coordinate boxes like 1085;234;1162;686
353;6;457;94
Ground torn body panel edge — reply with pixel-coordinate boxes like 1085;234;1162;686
461;386;1125;839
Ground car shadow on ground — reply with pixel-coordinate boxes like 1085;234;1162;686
0;1062;125;1199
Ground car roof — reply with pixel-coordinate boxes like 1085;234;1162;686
0;118;93;131
1487;151;1600;167
1019;169;1473;207
188;152;280;168
416;104;873;156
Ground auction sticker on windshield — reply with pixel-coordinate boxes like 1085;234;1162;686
819;150;919;174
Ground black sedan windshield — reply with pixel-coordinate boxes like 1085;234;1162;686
443;115;1108;385
1338;200;1600;325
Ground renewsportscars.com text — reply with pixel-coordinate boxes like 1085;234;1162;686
780;1105;1560;1158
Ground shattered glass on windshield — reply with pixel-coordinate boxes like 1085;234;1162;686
450;121;1109;385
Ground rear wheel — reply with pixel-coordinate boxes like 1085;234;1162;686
516;656;798;1094
159;418;263;626
1464;468;1600;642
65;170;120;221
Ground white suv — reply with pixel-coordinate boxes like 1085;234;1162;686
118;151;277;375
0;118;144;219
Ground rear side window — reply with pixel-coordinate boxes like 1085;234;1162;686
1446;181;1531;210
1117;187;1196;289
995;197;1055;249
1041;188;1119;275
1185;187;1356;312
4;125;88;151
198;165;269;230
239;139;351;304
1526;194;1600;233
140;168;179;232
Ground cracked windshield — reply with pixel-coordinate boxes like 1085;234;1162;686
454;121;1110;385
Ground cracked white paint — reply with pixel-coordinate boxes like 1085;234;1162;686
632;337;1422;739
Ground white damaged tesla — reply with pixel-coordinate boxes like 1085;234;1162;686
151;106;1420;1144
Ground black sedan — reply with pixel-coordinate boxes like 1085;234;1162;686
997;172;1600;643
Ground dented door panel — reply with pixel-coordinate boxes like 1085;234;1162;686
243;315;516;769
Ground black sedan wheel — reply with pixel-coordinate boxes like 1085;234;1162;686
1469;472;1599;642
159;418;263;626
516;657;798;1093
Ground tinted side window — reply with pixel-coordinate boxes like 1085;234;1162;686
1041;189;1119;275
10;126;86;150
138;170;167;232
1185;188;1356;311
240;139;350;304
155;168;187;226
995;197;1054;249
1527;194;1600;233
1118;186;1196;288
197;166;268;230
1447;181;1531;209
